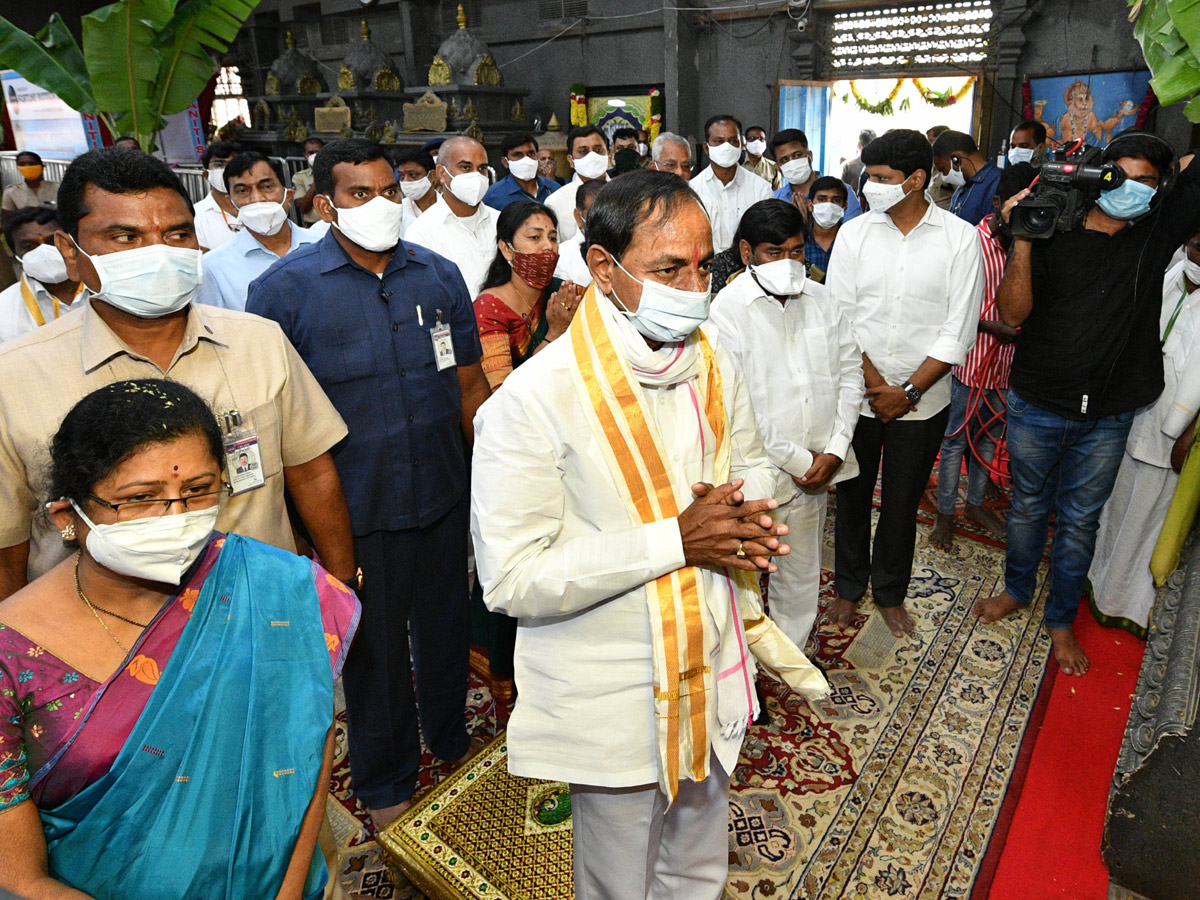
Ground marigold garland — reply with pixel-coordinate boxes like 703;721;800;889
849;79;905;116
569;82;587;127
648;87;663;141
912;76;975;108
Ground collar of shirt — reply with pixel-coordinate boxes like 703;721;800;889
965;160;998;186
869;195;943;233
698;165;749;192
80;298;228;373
317;227;414;277
427;194;490;232
729;267;816;311
496;174;550;199
230;219;320;259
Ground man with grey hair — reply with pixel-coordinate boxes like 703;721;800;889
841;129;875;190
650;132;693;180
404;134;499;295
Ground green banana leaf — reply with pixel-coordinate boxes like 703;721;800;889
1134;0;1200;107
154;0;262;121
1168;0;1200;66
0;13;99;115
83;0;176;140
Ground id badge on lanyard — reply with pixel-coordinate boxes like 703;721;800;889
221;409;265;495
430;308;457;371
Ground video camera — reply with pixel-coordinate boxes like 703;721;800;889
1009;145;1127;240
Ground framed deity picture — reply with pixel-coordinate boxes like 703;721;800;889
1028;70;1152;148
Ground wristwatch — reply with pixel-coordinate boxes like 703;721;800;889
902;381;923;404
341;567;364;592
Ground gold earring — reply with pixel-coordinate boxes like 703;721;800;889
61;524;76;541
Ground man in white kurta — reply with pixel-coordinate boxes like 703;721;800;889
471;171;825;900
708;201;863;650
1089;232;1200;631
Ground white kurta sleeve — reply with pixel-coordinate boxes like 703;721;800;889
722;346;780;503
471;386;686;619
826;310;864;460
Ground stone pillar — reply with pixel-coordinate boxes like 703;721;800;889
988;0;1033;154
663;7;699;139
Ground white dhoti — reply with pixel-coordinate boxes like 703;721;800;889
570;752;730;900
768;490;827;648
1089;452;1177;630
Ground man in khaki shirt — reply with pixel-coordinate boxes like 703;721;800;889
0;147;356;597
1;151;59;222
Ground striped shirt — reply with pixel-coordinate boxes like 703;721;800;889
954;217;1013;389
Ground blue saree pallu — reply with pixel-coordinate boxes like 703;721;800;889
40;535;334;899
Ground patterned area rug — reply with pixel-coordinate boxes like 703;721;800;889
328;483;1053;900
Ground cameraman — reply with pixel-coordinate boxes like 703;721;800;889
975;133;1199;677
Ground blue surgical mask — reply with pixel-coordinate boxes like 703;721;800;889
1008;147;1036;166
609;256;710;343
1096;178;1157;221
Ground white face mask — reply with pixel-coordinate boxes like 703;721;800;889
746;139;767;157
637;142;649;157
236;200;289;236
72;501;218;586
1184;257;1200;286
76;241;203;317
811;201;846;230
329;195;404;253
862;178;912;214
943;163;966;187
572;150;610;180
306;153;318;167
507;156;539;181
780;157;812;185
707;141;742;168
207;166;228;193
17;243;69;285
1008;147;1035;166
750;258;807;298
400;176;431;201
609;255;710;343
444;170;490;207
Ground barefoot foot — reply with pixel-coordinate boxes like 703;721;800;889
368;800;412;833
929;513;955;551
828;597;859;629
1049;627;1090;676
973;592;1023;624
964;503;1005;535
878;603;916;637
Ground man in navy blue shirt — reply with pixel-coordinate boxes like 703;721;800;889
932;130;1002;226
483;132;560;211
247;138;491;832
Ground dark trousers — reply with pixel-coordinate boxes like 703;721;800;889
342;491;471;809
835;408;950;608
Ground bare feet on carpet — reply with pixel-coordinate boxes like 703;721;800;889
368;800;412;833
973;591;1023;623
879;603;916;637
829;596;858;628
964;503;1005;535
929;513;955;550
1049;627;1090;676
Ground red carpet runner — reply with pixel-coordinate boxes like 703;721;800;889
983;604;1145;900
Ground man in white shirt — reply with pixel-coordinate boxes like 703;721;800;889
396;147;439;237
403;135;498;296
552;178;604;288
0;207;86;343
472;170;825;900
192;141;244;251
827;129;984;638
544;125;610;242
195;152;322;311
708;199;863;650
690;114;772;253
650;132;694;180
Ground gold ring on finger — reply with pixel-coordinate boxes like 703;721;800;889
736;542;747;559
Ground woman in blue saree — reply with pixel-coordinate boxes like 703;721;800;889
0;379;360;899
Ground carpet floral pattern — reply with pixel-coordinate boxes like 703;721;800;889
327;486;1053;899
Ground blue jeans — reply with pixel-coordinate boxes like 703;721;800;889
936;376;1005;515
1004;390;1134;629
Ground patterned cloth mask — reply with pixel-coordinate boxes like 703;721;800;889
509;248;559;290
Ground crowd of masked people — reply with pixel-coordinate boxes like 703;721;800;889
0;112;1196;900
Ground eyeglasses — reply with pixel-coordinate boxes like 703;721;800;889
88;486;230;522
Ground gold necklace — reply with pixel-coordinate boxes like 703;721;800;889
74;554;151;654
